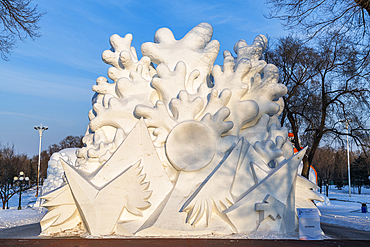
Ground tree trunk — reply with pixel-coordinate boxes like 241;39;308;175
354;0;370;15
301;155;310;179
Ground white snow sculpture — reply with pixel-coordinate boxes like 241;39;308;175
42;148;77;194
40;23;323;237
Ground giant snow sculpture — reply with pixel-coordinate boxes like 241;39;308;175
40;23;323;237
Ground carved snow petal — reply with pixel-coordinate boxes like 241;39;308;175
135;100;177;132
142;22;220;92
152;61;187;106
170;90;204;122
234;35;268;64
242;64;287;127
102;33;153;82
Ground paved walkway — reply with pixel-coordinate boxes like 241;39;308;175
0;223;370;246
321;223;370;240
0;223;41;239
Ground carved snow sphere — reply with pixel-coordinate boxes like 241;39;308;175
166;121;216;171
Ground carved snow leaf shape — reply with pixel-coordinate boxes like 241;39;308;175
142;22;220;92
233;35;267;86
40;184;82;234
199;88;232;119
102;33;153;82
212;52;259;135
134;62;194;134
212;52;251;98
135;100;177;133
92;76;118;98
240;114;293;162
152;61;194;107
89;97;133;133
170;90;204;123
200;107;234;139
254;136;285;165
89;65;155;134
199;107;239;156
115;65;157;104
242;64;287;128
93;33;154;101
180;139;244;229
61;158;151;236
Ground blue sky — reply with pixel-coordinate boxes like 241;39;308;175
0;0;288;156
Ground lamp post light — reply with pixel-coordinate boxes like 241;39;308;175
13;171;29;210
340;119;352;197
34;124;48;197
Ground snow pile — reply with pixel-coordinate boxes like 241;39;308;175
317;186;370;232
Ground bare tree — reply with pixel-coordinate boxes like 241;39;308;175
266;34;370;179
312;147;336;196
0;0;45;60
266;0;370;44
0;143;31;209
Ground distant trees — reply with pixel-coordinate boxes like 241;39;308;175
309;147;370;196
0;135;83;209
352;154;370;194
312;147;336;196
312;147;357;195
265;34;370;179
332;150;348;189
0;0;45;60
0;143;31;209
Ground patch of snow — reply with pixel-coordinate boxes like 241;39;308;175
0;187;47;229
317;185;370;232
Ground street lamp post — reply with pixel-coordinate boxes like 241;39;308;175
34;124;48;197
13;171;29;210
340;119;352;197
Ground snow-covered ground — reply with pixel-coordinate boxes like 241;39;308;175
317;185;370;232
0;187;47;229
0;185;369;235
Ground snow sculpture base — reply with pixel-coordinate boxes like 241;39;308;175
40;22;323;238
